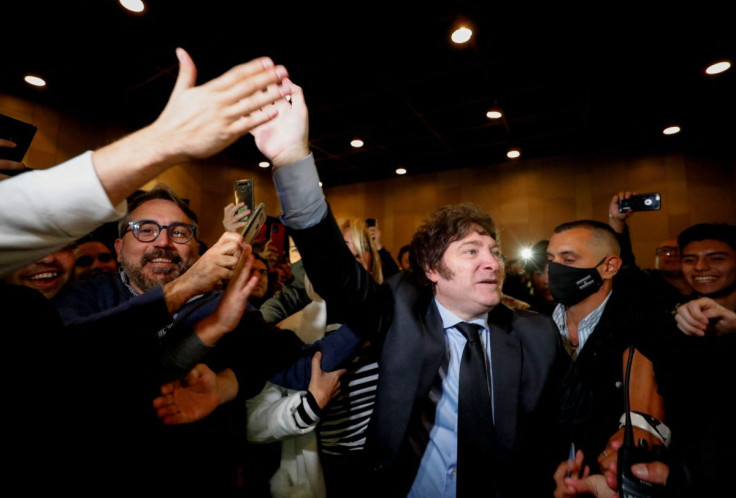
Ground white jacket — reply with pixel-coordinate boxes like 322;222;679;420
246;275;334;498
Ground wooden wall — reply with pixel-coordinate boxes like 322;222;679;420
3;94;734;267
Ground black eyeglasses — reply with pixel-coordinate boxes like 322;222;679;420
655;247;680;257
124;220;197;244
76;253;115;267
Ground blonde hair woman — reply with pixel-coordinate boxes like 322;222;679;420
339;218;383;284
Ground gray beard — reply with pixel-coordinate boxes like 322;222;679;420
127;265;181;293
120;251;191;293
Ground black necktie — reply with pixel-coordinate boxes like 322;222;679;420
455;321;494;497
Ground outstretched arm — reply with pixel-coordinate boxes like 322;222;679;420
93;48;291;206
0;49;291;275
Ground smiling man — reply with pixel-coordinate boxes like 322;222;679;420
678;223;736;309
638;223;736;496
1;243;76;298
252;79;570;498
50;182;365;495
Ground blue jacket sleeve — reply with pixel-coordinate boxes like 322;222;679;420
268;323;363;391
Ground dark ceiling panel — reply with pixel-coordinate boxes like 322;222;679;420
4;3;734;187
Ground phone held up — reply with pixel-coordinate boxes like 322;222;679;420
233;179;254;223
618;193;661;213
241;203;266;245
0;114;38;177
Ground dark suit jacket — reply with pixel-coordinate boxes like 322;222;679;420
289;206;570;497
558;288;672;473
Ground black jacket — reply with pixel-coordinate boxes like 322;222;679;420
289;205;570;497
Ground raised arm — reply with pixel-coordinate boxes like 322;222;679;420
0;49;290;275
92;48;290;206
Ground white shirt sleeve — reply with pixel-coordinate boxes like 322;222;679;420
0;151;126;276
246;382;320;443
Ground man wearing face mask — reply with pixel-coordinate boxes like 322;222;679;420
546;220;670;494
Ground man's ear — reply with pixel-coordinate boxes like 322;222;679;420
114;238;123;263
425;267;440;284
601;255;622;278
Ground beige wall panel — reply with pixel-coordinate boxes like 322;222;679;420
2;93;733;263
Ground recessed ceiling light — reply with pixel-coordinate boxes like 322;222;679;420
451;27;473;44
258;161;270;168
396;167;407;175
663;126;681;136
705;60;731;75
507;148;521;159
119;0;145;13
24;75;46;87
350;138;364;148
486;101;503;119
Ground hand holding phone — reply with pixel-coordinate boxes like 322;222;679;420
0;114;37;163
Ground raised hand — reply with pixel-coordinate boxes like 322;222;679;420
192;242;260;345
91;49;292;206
251;78;311;169
608;191;636;233
152;48;292;160
223;201;249;233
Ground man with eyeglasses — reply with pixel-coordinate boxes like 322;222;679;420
51;183;363;495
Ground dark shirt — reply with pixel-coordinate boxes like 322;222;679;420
645;314;736;496
50;271;362;494
557;289;673;474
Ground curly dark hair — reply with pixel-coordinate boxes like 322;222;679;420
410;203;499;288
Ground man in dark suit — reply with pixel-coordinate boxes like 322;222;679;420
252;80;571;497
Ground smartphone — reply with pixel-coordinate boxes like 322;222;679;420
365;217;377;227
233;179;254;222
618;193;661;213
0;114;37;162
241;203;266;244
269;222;286;255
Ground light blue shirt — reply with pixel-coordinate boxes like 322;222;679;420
409;301;492;498
552;290;612;359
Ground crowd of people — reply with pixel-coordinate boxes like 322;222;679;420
1;48;734;498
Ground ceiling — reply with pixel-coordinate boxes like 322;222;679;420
4;3;735;187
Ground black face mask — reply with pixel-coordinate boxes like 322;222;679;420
547;257;606;306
